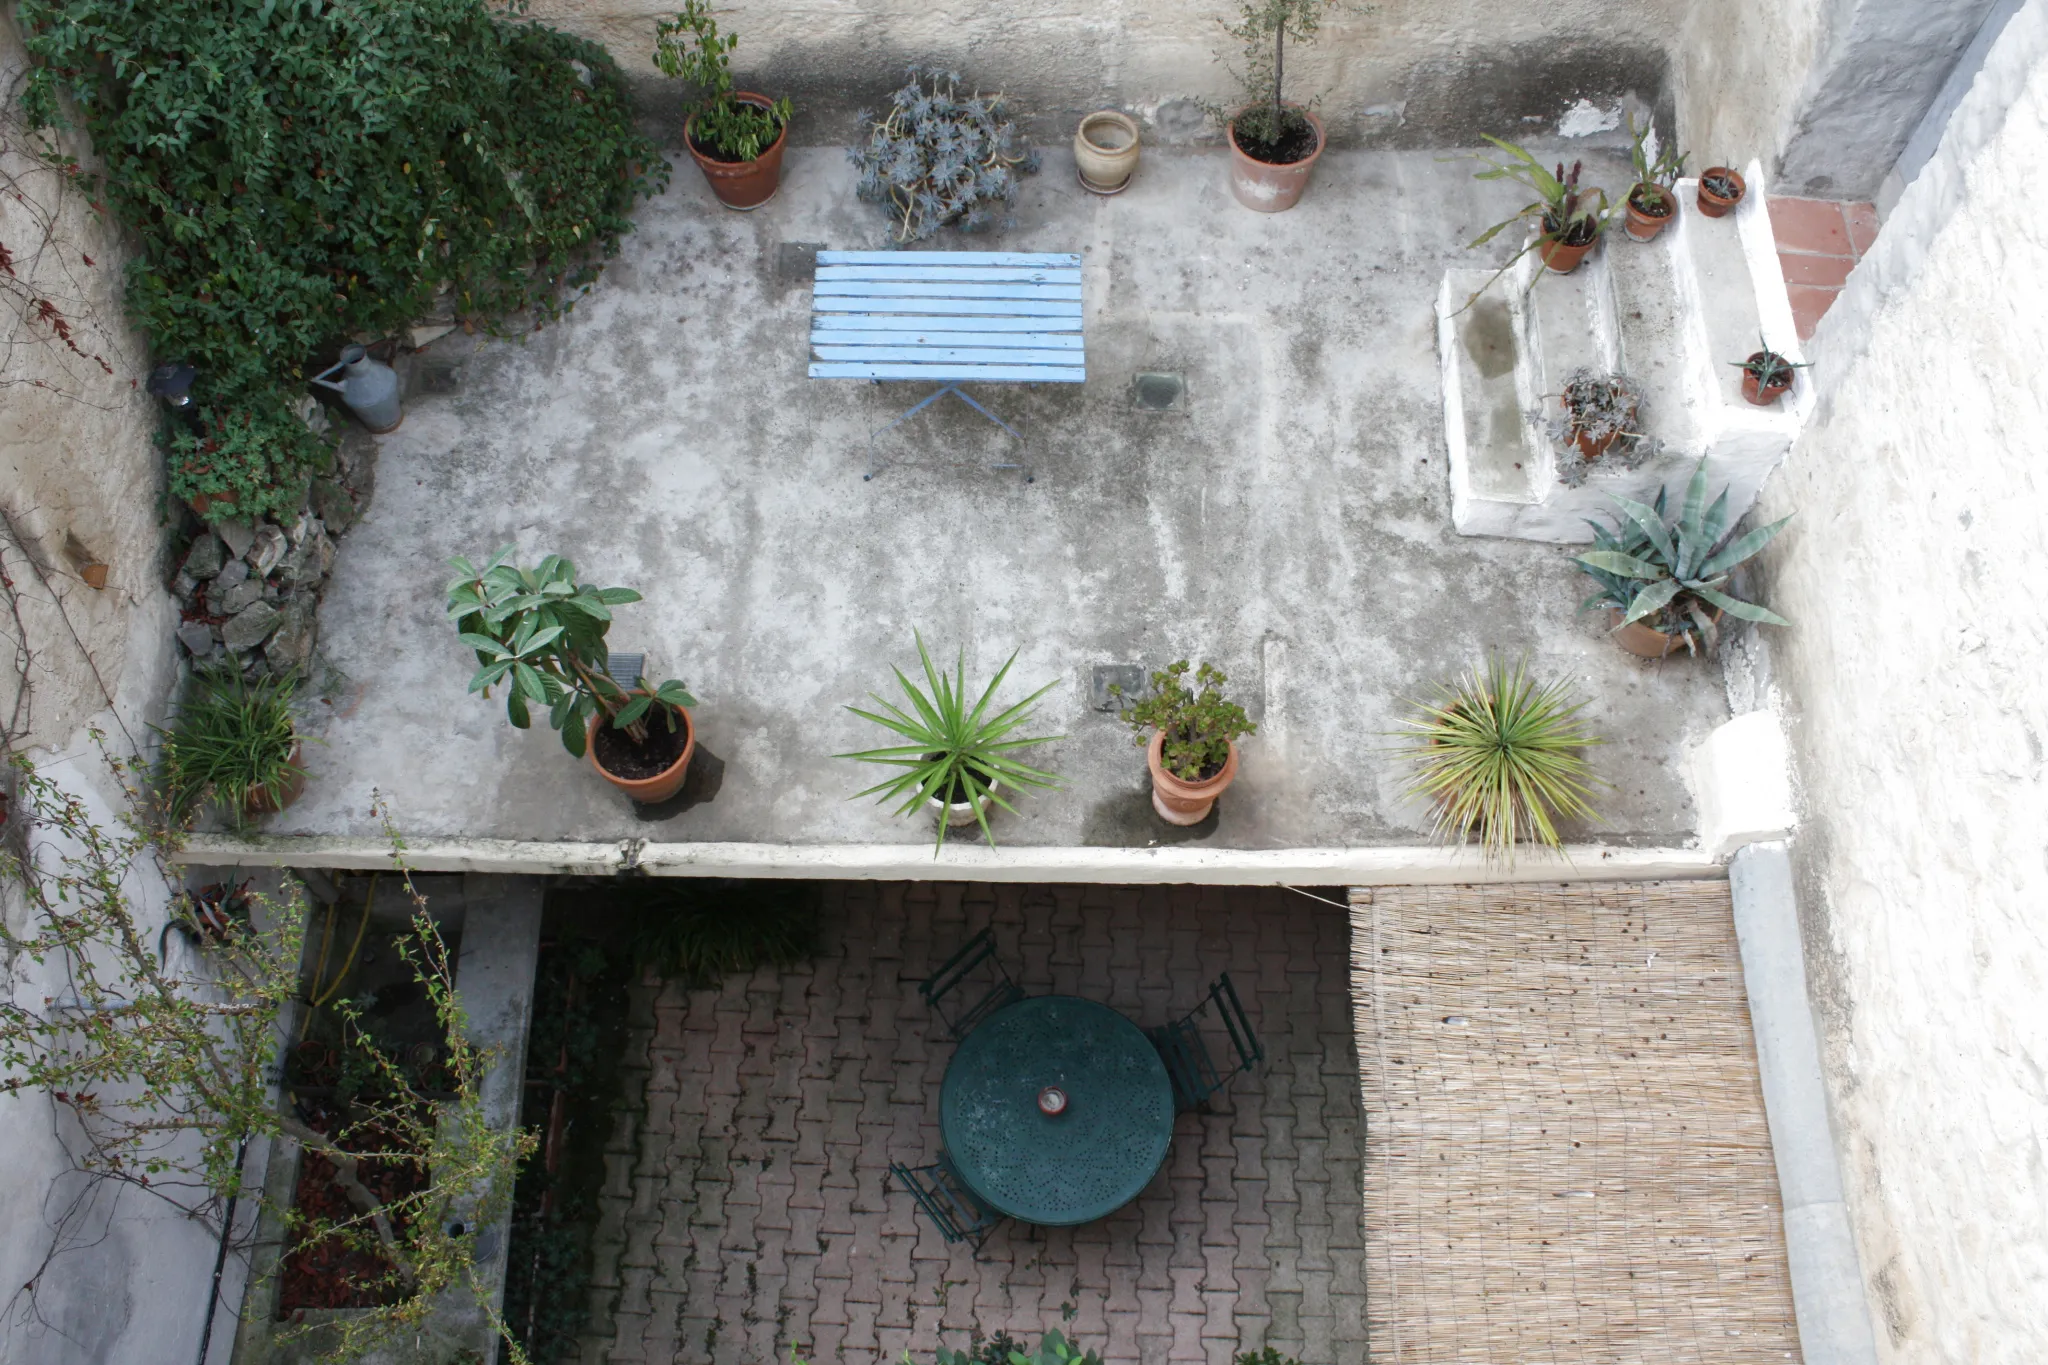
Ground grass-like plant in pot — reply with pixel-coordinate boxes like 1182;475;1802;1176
1217;0;1334;212
1470;137;1611;278
850;66;1039;244
156;666;310;826
838;632;1061;852
447;548;698;803
1575;458;1791;658
1113;661;1258;826
1395;656;1603;862
655;0;793;210
1623;115;1686;242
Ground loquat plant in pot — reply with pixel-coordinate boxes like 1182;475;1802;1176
447;547;698;802
1112;660;1258;826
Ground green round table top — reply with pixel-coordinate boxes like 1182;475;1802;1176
939;994;1175;1226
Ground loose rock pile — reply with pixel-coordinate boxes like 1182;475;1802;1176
171;512;338;679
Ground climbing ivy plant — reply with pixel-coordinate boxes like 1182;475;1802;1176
15;0;667;519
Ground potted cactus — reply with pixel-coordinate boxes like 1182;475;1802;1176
1574;459;1791;658
1113;661;1257;825
655;0;792;210
446;548;698;802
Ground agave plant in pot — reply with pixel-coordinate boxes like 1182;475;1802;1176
838;633;1062;852
447;548;698;802
1469;136;1610;276
1622;115;1686;243
1733;338;1809;406
1574;458;1792;658
1217;0;1333;212
655;0;793;210
1113;661;1258;826
1395;656;1604;863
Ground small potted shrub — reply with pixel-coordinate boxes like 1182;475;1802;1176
156;666;311;826
1395;657;1603;863
1217;0;1332;212
1733;340;1809;405
1557;369;1643;459
838;632;1061;851
1696;164;1747;218
655;0;793;211
1469;137;1610;275
851;67;1039;243
1574;458;1791;658
446;549;699;803
1622;116;1686;242
1113;661;1257;826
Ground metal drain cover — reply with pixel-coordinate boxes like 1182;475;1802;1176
1133;373;1184;410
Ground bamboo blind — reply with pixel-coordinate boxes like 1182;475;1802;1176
1349;882;1802;1364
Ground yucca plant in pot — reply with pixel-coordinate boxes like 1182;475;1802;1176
1470;137;1610;275
1112;661;1258;826
446;548;698;803
837;633;1062;852
1395;656;1603;863
155;666;311;826
655;0;793;210
1574;458;1792;658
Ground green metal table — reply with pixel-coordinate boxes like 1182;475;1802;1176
939;995;1175;1226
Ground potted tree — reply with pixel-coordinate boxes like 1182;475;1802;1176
1696;164;1747;218
155;666;311;825
1112;661;1257;825
1395;657;1603;863
446;548;698;803
1218;0;1331;213
1574;459;1791;658
838;632;1062;851
1733;340;1809;405
1469;137;1610;275
1556;369;1644;459
654;0;793;211
1622;116;1686;242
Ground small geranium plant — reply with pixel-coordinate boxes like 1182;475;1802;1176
1113;661;1258;782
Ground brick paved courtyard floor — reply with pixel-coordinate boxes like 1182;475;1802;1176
581;883;1367;1365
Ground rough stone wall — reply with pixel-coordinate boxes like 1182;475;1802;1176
1674;0;1829;174
523;0;1684;146
1744;0;2048;1358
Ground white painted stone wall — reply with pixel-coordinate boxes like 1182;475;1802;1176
1744;0;2048;1356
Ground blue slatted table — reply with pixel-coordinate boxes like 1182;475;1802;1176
809;250;1085;476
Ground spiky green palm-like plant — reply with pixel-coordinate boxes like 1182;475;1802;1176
1397;657;1604;862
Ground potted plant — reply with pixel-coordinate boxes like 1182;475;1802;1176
654;0;793;211
1112;661;1257;826
851;67;1040;242
1574;458;1791;658
1733;339;1809;405
1696;164;1747;218
1622;116;1686;242
155;665;311;825
837;633;1062;851
446;548;699;803
1556;369;1644;459
1469;137;1610;275
1217;0;1331;212
1395;657;1603;863
1074;111;1142;195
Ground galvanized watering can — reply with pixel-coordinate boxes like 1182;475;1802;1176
311;344;403;433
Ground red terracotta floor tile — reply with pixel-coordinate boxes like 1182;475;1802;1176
1844;201;1880;256
1779;250;1856;288
1786;284;1841;340
1767;197;1850;255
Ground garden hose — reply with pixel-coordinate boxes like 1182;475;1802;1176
299;873;377;1038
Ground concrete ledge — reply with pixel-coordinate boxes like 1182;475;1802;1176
171;835;1725;885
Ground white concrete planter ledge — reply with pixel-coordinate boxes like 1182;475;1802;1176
171;835;1725;885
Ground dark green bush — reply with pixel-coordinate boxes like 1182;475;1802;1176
626;880;822;985
18;0;667;519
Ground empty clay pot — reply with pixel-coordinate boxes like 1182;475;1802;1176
1075;111;1141;194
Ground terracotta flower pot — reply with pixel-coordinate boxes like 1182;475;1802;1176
1146;729;1240;825
1606;606;1723;659
1225;106;1325;213
1696;168;1746;218
244;741;307;816
587;706;695;803
188;490;236;519
1572;427;1620;460
1741;361;1796;406
1538;230;1598;273
1075;111;1141;194
1623;185;1675;241
685;94;788;211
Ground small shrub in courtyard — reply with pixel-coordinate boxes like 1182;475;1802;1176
1112;660;1257;782
851;66;1040;244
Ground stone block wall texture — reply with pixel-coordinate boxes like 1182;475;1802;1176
1747;1;2048;1359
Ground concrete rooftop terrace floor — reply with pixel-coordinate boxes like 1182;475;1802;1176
279;145;1731;853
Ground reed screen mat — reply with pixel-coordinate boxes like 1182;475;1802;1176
1349;882;1801;1364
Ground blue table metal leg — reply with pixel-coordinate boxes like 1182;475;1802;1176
865;383;1027;480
